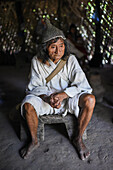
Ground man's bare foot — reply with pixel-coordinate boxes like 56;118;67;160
20;141;39;159
73;137;90;160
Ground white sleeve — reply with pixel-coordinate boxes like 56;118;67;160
27;57;49;96
64;55;92;97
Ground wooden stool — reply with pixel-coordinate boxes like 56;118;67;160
20;113;87;142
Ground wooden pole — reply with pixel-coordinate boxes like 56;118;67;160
57;0;62;29
90;0;102;67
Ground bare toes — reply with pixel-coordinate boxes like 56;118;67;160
85;151;90;159
73;138;90;161
20;147;28;159
80;150;90;160
80;151;85;160
20;143;39;159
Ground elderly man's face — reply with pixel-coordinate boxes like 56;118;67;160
47;39;65;63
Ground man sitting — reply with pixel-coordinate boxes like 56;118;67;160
20;19;95;160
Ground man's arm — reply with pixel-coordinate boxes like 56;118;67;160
63;55;92;98
27;57;49;97
39;92;69;109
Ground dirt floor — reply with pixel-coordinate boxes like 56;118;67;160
0;62;113;170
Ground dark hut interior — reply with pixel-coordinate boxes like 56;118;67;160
0;0;113;169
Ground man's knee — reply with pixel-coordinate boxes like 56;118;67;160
84;94;96;108
79;94;96;109
24;103;35;114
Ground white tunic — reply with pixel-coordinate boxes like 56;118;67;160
21;54;92;118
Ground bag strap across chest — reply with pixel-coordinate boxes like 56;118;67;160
46;59;67;83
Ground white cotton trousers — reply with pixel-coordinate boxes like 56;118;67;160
21;92;86;119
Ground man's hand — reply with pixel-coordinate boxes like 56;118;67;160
50;92;69;109
49;94;61;109
40;92;69;109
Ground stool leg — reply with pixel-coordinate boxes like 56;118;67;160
64;114;87;141
64;114;77;141
37;122;44;142
64;121;76;141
